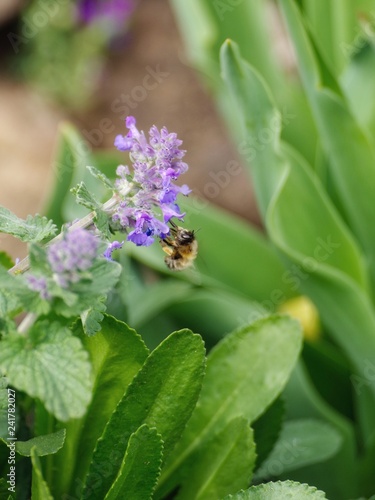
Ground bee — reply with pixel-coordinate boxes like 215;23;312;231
160;220;198;271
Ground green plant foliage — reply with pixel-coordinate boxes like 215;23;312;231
104;425;163;500
254;419;342;481
223;480;327;499
31;449;53;500
0;207;57;244
14;429;66;457
82;329;206;499
176;416;256;500
157;315;302;497
0;321;92;421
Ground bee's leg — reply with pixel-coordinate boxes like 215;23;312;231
160;238;174;256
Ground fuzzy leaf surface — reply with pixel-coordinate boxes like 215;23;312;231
0;321;92;421
82;329;206;500
104;425;163;500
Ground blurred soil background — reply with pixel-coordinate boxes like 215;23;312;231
0;0;260;261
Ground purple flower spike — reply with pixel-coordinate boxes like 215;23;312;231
104;240;124;260
47;228;100;288
113;116;191;246
26;275;51;300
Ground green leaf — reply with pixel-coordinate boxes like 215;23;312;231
177;417;256;500
220;39;375;406
0;252;14;269
70;182;110;238
46;315;149;498
254;419;342;481
53;258;121;317
283;362;357;499
31;448;53;500
82;329;205;500
15;429;66;457
87;165;114;190
341;40;375;142
0;321;92;421
44;122;92;227
279;0;375;289
252;397;285;470
80;296;107;336
104;425;163;500
223;480;327;499
158;315;302;497
0;207;57;243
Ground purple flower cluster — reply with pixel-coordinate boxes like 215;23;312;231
77;0;135;26
26;275;50;300
47;228;100;288
113;116;191;246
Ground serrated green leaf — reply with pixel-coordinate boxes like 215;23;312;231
87;165;113;189
0;321;92;421
0;266;48;316
71;181;99;212
80;296;107;336
15;429;66;457
0;207;57;243
177;416;256;500
223;480;327;499
31;448;53;500
104;424;163;500
47;315;149;498
254;419;342;481
157;315;302;497
53;258;121;317
70;182;111;238
82;329;206;500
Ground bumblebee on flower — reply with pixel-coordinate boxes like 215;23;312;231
112;116;194;258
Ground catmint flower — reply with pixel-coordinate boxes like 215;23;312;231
113;116;191;246
26;275;51;300
47;228;100;288
104;240;124;260
77;0;135;27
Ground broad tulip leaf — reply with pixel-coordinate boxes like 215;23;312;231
279;0;375;289
254;419;342;481
220;39;375;404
